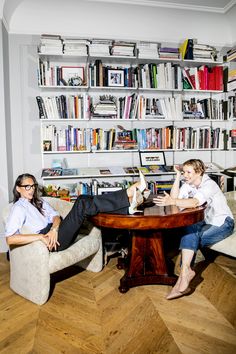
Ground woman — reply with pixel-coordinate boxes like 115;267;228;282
5;172;147;251
153;159;234;300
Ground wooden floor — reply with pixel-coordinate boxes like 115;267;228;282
0;252;236;354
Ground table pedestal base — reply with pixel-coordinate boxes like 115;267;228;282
118;230;177;293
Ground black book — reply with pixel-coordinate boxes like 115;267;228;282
95;60;102;86
36;96;47;119
60;95;67;118
185;39;194;60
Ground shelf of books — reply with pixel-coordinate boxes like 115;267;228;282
36;35;235;198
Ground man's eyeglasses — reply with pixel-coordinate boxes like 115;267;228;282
19;184;38;191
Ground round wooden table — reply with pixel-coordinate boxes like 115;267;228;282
91;204;205;293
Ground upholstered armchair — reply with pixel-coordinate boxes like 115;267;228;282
2;197;103;305
208;191;236;257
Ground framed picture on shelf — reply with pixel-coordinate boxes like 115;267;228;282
140;151;166;166
108;69;124;87
61;66;84;86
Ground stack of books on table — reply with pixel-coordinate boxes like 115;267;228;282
137;41;159;59
89;39;112;56
63;38;89;56
110;41;136;57
158;47;180;60
38;34;63;54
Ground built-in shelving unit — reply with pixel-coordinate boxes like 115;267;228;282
36;36;235;197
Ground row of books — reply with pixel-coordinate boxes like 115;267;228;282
38;35;220;62
42;178;174;199
89;60;206;91
182;65;223;91
38;59;87;87
37;94;227;121
42;125;235;151
38;59;223;91
91;94;182;120
41;165;172;178
42;126;91;151
137;127;231;150
89;60;137;88
182;97;227;120
36;95;90;120
136;43;179;60
137;62;182;90
179;39;218;61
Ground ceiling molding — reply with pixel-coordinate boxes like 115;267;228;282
2;15;9;32
224;0;236;13
87;0;236;13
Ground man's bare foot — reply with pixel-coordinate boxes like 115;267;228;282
128;188;144;214
126;171;149;202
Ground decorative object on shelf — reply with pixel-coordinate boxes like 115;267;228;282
61;66;84;86
43;140;52;151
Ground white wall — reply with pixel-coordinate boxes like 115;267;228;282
8;34;42;179
227;3;236;45
0;21;9;251
8;0;233;46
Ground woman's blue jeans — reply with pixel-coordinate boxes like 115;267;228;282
179;216;234;252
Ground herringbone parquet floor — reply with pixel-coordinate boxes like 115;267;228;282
0;253;236;354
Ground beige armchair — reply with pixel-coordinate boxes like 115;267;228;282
208;191;236;257
2;197;103;305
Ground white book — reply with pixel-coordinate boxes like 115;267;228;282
158;64;165;89
164;98;172;120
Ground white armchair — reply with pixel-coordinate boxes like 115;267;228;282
2;197;103;305
208;191;236;257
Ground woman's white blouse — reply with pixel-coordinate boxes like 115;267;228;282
178;174;233;226
5;198;59;236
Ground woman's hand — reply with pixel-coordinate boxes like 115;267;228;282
174;164;182;178
39;234;50;247
153;191;175;206
44;230;60;251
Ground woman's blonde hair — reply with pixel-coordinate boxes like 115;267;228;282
183;159;205;176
